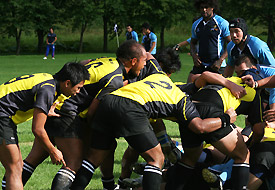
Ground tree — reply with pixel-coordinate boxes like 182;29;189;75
0;0;34;55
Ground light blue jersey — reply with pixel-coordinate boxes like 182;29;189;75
259;65;275;105
142;32;157;55
227;35;275;67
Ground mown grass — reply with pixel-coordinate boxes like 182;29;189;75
0;53;246;189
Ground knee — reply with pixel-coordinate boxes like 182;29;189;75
232;148;250;163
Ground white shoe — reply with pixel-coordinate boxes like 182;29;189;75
52;57;55;60
43;57;47;59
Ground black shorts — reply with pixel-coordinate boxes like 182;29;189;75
0;117;18;145
190;65;224;75
179;102;234;148
91;95;152;137
45;115;86;139
250;141;275;178
90;129;158;153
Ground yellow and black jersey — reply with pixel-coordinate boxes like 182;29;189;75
192;76;263;126
175;82;199;96
57;57;124;116
128;59;162;83
111;73;200;125
0;73;57;124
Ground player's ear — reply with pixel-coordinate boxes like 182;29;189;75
131;58;138;66
64;80;72;87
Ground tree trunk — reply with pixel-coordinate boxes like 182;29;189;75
15;29;22;55
37;29;45;54
103;15;108;52
267;14;274;51
79;22;87;53
160;25;165;49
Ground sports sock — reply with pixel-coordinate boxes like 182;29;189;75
231;163;250;190
142;164;162;190
165;162;195;190
70;159;96;190
101;176;116;190
51;168;75;190
2;176;6;190
22;160;36;185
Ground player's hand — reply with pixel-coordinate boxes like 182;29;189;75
241;75;255;88
263;109;275;122
123;80;129;86
48;102;61;117
228;82;247;99
50;147;66;166
266;121;275;129
173;44;180;51
192;54;202;67
225;107;237;123
211;60;222;72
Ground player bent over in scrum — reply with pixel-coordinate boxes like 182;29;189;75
70;72;237;190
0;62;89;190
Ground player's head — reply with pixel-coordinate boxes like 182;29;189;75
235;55;262;81
116;40;147;77
126;24;133;32
195;0;218;18
229;18;248;44
141;23;151;34
54;62;90;96
155;48;181;77
49;27;54;33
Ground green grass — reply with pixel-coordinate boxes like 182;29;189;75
0;53;246;189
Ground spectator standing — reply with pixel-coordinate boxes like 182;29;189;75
43;27;57;60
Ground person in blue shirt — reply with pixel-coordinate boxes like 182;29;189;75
43;27;57;60
141;23;157;56
188;0;231;83
126;25;139;42
224;18;275;77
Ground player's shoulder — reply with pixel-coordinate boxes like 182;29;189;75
227;41;236;51
248;35;267;48
213;15;229;26
193;17;203;26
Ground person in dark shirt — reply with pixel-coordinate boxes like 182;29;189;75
43;27;57;60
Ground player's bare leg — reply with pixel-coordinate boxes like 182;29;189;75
0;142;23;190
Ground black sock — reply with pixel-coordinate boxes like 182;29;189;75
165;162;195;190
2;176;6;190
142;164;162;190
231;163;250;190
70;159;96;190
101;176;116;190
22;160;36;186
51;168;75;190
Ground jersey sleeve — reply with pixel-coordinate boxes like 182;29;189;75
191;22;198;40
227;42;235;66
133;31;139;42
96;73;123;100
34;83;56;115
142;36;145;44
220;20;230;38
151;33;157;42
257;44;275;66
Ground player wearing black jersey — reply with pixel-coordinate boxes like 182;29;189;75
12;40;161;190
70;72;237;190
0;62;89;190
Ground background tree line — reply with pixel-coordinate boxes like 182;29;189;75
0;0;274;55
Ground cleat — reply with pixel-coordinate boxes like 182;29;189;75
43;57;47;59
122;176;143;188
52;57;55;60
202;168;223;190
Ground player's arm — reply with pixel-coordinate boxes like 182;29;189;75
148;42;156;54
190;38;201;67
195;71;246;98
188;107;237;134
32;108;65;166
242;75;275;89
52;36;57;44
211;35;231;71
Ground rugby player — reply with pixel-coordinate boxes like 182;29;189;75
9;40;162;190
70;71;237;190
0;62;89;190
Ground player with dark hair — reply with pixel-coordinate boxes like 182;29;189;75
141;23;157;56
0;62;89;190
126;24;139;42
43;27;57;60
188;0;231;82
223;18;275;77
7;40;162;190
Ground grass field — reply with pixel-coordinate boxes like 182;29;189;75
0;53;246;189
